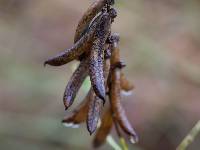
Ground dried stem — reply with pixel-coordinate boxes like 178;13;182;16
177;120;200;150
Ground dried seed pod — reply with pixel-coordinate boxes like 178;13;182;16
93;108;113;147
44;11;108;67
109;33;138;143
87;56;110;135
120;72;134;92
74;0;115;43
87;55;110;135
89;9;116;101
62;90;91;126
107;35;134;92
104;52;111;96
87;91;103;135
63;58;89;109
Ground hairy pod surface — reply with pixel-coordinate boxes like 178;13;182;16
44;11;108;66
87;90;103;135
74;0;114;43
87;57;110;135
63;58;89;109
89;11;113;101
109;34;138;142
93;108;113;147
62;90;91;125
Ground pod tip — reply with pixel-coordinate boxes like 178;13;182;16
130;134;139;144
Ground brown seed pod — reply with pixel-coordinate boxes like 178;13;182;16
104;52;111;96
74;0;115;43
93;108;113;147
87;55;110;135
120;72;134;92
109;33;138;142
89;9;116;101
63;58;89;109
87;91;103;135
44;11;108;67
62;89;91;126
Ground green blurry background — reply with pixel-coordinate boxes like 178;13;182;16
0;0;200;149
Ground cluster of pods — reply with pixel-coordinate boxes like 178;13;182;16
44;0;138;148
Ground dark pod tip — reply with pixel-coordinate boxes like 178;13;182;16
43;61;48;67
64;101;70;111
44;58;53;65
96;88;106;102
87;123;96;136
92;80;106;102
63;94;74;110
89;130;94;136
44;57;66;67
62;119;71;123
43;60;55;67
130;134;139;144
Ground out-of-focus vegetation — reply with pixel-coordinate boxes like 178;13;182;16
0;0;200;149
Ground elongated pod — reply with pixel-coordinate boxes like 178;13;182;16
109;33;138;143
89;9;116;101
93;108;113;147
87;91;103;135
63;58;89;109
120;72;134;92
87;51;111;135
74;0;115;42
44;11;107;67
62;90;91;126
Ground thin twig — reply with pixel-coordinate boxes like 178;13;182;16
107;135;122;150
177;120;200;150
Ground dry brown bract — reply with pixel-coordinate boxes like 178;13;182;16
44;0;138;148
108;33;138;143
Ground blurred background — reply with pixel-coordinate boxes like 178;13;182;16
0;0;200;149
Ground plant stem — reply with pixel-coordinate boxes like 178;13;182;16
107;135;130;150
177;120;200;150
107;135;122;150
